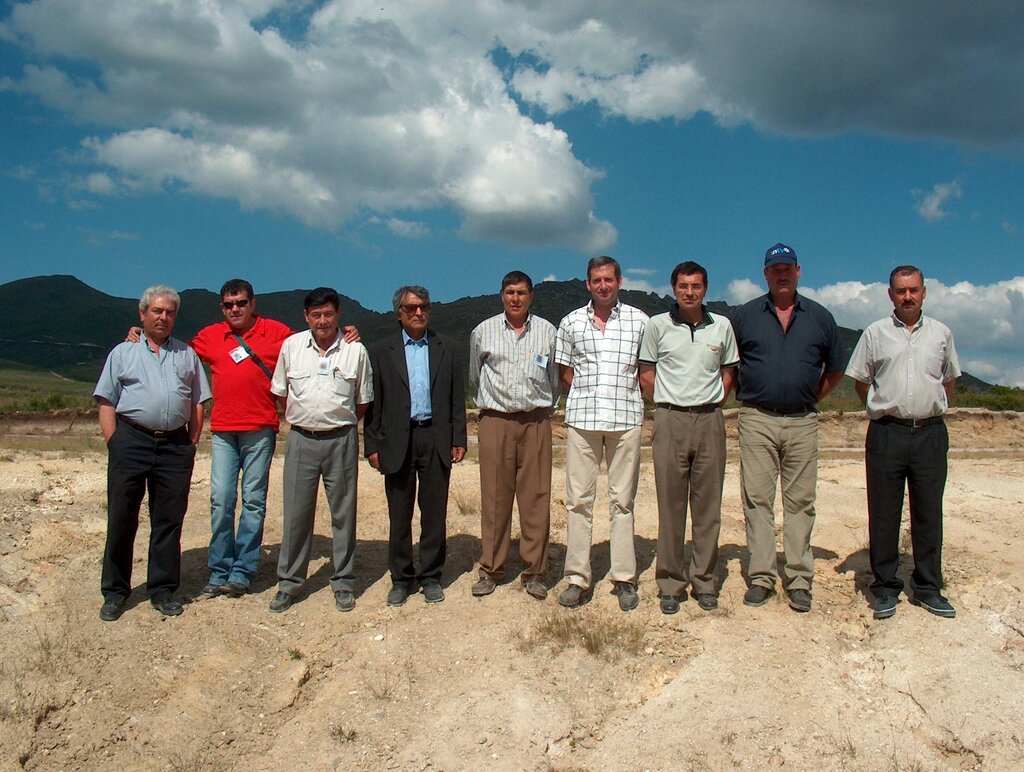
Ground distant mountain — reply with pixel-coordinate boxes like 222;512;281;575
0;275;993;391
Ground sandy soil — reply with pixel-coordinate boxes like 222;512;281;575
1;409;1023;771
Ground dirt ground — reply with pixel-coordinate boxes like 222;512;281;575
1;409;1023;771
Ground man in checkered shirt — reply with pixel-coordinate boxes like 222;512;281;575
555;256;649;610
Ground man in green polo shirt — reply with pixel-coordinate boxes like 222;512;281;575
639;261;739;615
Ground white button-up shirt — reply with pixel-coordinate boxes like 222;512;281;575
271;331;373;430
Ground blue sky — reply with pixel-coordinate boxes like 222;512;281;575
1;1;1022;385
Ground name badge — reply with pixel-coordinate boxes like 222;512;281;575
318;356;331;376
229;345;249;364
531;353;548;368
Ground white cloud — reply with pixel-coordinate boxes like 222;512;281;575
621;277;670;297
383;218;429;239
728;275;1024;387
625;267;657;276
540;274;558;283
86;228;139;246
1003;220;1018;236
913;181;963;222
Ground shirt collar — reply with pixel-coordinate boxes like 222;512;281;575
587;300;621;320
890;311;927;330
502;313;532;331
305;330;341;354
224;316;261;339
402;329;429;346
669;303;712;328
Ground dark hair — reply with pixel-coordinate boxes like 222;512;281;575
391;285;431;313
220;278;254;300
889;265;924;288
587;255;621;279
670;261;708;288
304;286;340;311
501;270;533;292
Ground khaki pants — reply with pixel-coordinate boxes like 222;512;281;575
563;425;641;589
477;409;552;580
652;407;726;597
738;407;818;592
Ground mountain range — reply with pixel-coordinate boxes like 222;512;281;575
0;275;990;392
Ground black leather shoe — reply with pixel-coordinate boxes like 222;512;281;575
387;584;410;607
99;595;127;622
422;582;445;604
521;575;547;600
696;593;718;611
558;584;585;608
225;581;248;597
334;590;355;612
615;581;639;611
743;585;774;607
911;594;956;618
268;591;294;613
659;595;680;615
150;595;184;616
788;589;812;613
199;582;228;598
873;595;897;619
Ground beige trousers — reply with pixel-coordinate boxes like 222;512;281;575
563;425;641;589
738;407;819;592
652;407;726;597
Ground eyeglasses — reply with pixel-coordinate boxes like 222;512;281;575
400;303;431;313
222;299;251;310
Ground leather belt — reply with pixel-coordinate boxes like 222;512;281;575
873;415;943;430
742;402;814;416
411;419;432;428
656;402;719;414
117;415;187;438
292;426;348;438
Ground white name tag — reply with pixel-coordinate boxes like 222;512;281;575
531;353;548;368
318;356;331;376
229;345;249;364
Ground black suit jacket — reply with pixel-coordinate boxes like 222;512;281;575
364;329;468;475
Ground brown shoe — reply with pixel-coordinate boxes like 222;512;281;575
471;576;497;597
522;575;547;600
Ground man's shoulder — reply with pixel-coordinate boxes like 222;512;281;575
369;332;402;355
559;305;590;326
618;303;650;324
921;314;954;337
796;293;837;321
733;294;768;316
255;316;294;337
471;313;505;336
196;320;230;339
167;336;194;353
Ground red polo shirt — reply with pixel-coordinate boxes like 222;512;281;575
190;316;293;432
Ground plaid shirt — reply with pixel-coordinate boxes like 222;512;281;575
556;301;648;431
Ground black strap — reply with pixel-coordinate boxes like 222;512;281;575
233;335;274;379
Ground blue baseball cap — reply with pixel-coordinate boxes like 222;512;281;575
764;242;798;267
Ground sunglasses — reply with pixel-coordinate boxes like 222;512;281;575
400;303;431;313
222;299;251;310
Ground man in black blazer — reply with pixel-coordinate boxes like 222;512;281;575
365;285;468;606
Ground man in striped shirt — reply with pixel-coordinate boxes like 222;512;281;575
555;256;649;610
468;271;560;600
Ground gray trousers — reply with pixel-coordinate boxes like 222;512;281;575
653;407;726;597
277;427;359;596
738;407;819;592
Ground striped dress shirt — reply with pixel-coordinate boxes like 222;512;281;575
468;312;560;412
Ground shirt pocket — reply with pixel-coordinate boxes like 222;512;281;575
332;367;357;402
702;343;722;373
287;369;312;398
173;361;197;399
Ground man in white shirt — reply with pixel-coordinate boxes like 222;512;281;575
846;265;961;620
267;287;373;614
555;256;648;611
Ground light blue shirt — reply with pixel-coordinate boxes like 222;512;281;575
94;336;211;431
403;330;431;421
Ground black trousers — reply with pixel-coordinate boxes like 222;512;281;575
865;419;948;598
102;422;196;599
383;425;450;586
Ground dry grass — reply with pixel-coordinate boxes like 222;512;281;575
514;608;646;659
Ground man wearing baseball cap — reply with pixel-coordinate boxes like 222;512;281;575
729;243;846;612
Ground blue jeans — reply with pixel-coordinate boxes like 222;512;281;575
208;428;277;587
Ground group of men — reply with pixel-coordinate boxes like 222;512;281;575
95;242;961;624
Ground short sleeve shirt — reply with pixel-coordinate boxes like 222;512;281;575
271;331;373;430
190;316;293;432
845;313;961;420
93;336;211;431
468;312;559;412
555;301;648;431
639;307;739;406
730;293;846;411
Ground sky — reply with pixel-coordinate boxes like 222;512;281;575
1;0;1022;385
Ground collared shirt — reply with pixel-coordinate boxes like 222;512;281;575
730;292;846;411
270;331;373;430
846;312;961;421
94;336;211;431
639;305;739;406
555;301;648;431
468;312;560;413
403;330;431;421
190;315;293;432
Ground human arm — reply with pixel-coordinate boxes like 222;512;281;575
638;364;656;402
720;366;737;404
97;399;117;443
342;325;360;343
854;378;870;405
559;364;574;394
452;446;466;464
816;370;845;402
943;378;957;402
126;326;142;343
188;402;205;445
